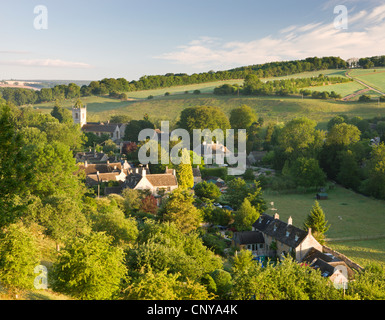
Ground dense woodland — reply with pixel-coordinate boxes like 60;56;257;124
1;96;385;300
1;55;384;106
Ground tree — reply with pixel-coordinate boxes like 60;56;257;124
0;106;33;227
336;150;362;189
177;106;230;136
175;149;194;189
122;188;142;214
234;198;259;231
103;139;117;154
39;194;91;250
0;222;41;289
243;74;262;95
362;143;385;199
160;189;202;233
124;119;155;142
51;232;127;300
90;198;139;246
230;105;257;131
127;221;222;281
210;269;232;299
123;268;213;300
205;207;233;226
326;123;361;147
327;115;346;131
50;103;73;124
225;178;266;211
110;115;131;124
194;181;221;204
140;194;158;215
284;157;326;188
358;95;371;102
303;201;330;244
278;117;318;154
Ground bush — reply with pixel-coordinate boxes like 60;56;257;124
359;95;371;102
0;222;41;289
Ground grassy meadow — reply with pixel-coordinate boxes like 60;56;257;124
34;93;385;129
263;185;385;266
349;68;385;93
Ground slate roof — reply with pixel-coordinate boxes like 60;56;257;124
252;213;308;248
75;151;108;162
233;231;265;245
85;172;125;186
78;162;122;175
82;123;119;133
302;248;355;279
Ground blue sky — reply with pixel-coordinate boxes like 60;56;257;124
1;0;384;80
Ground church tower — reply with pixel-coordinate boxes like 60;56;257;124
72;102;87;127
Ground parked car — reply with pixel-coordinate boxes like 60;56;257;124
222;205;234;211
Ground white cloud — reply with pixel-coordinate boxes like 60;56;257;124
0;59;92;69
156;4;385;71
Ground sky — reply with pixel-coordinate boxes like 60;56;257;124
1;0;385;81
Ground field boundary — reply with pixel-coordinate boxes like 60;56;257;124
325;234;385;243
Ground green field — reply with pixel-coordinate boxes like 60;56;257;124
349;68;385;93
262;69;349;82
34;93;385;129
303;81;367;98
263;185;385;266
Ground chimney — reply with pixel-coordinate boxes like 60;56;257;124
173;169;176;176
273;213;279;220
142;168;146;177
288;216;293;226
84;160;88;168
96;171;99;176
107;160;110;165
308;228;312;236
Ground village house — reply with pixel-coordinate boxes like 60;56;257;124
193;141;232;166
125;166;178;198
75;151;110;163
232;213;360;284
72;105;126;142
